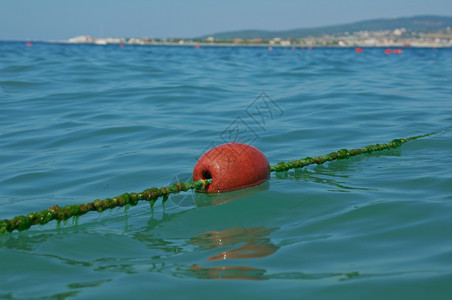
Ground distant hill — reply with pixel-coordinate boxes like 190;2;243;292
204;15;452;40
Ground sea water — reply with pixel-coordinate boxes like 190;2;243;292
0;42;451;299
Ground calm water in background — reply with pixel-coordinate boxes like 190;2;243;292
0;42;451;299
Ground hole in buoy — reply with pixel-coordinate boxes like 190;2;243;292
201;170;212;180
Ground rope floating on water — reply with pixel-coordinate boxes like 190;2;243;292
269;133;433;172
0;133;433;234
0;179;211;234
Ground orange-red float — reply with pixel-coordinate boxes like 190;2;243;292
193;143;270;193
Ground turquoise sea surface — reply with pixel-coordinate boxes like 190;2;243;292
0;42;451;299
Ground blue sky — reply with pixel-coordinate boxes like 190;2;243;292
1;0;451;40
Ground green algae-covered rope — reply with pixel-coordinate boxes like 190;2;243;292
0;133;434;234
269;133;434;172
0;179;211;234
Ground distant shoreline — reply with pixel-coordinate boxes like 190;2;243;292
3;15;451;48
4;40;451;48
5;40;451;48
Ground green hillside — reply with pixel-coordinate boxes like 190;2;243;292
205;15;452;40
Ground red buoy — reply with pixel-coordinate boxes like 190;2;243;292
384;49;392;54
193;143;270;193
355;47;363;53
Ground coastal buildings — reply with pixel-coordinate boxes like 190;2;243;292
66;27;452;48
